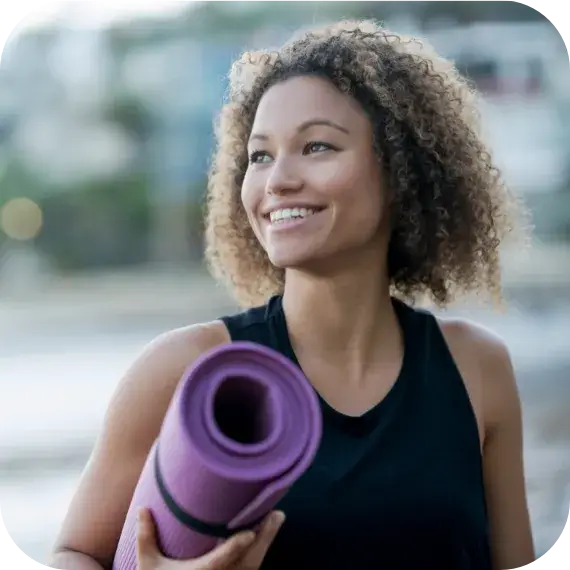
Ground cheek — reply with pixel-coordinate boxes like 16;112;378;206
240;178;258;220
324;163;384;226
315;160;360;191
240;179;265;239
346;190;383;239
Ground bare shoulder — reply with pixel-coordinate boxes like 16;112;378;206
133;319;231;380
437;315;512;364
438;315;535;566
437;315;519;436
106;319;231;439
432;314;534;567
49;319;230;566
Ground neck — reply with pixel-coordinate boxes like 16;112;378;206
281;247;402;381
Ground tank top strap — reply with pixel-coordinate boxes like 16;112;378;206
394;299;483;455
386;297;438;388
218;296;284;349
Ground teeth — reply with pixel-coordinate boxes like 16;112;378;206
269;207;318;223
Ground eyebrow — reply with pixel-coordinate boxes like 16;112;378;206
249;118;350;142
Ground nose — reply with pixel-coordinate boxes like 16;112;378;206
265;156;303;196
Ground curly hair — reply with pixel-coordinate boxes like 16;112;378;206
204;19;529;309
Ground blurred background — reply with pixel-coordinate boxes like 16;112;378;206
0;0;569;564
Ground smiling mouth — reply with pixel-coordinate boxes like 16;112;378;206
265;206;326;225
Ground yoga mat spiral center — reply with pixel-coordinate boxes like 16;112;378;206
212;377;275;445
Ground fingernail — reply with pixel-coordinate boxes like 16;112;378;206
241;531;256;545
272;511;286;527
137;508;146;529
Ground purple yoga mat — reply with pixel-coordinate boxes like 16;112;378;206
112;341;322;569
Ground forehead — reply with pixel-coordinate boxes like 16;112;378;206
252;75;369;134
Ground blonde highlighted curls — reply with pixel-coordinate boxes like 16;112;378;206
205;20;529;308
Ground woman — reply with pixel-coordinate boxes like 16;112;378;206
49;20;535;570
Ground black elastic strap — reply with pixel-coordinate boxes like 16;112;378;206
153;445;265;539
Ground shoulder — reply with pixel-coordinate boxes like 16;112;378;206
437;314;519;438
112;319;231;411
48;319;232;566
135;319;231;380
436;317;534;567
437;315;512;366
96;319;231;452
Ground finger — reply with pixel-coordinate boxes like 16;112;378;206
241;511;285;568
136;508;163;567
199;530;256;569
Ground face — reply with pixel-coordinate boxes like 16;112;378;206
241;75;387;272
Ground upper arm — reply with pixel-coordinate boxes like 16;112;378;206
478;332;535;569
441;316;535;569
49;321;229;569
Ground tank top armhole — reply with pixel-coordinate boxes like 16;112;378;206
217;315;234;342
215;297;283;347
421;309;485;454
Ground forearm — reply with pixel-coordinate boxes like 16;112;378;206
47;549;107;570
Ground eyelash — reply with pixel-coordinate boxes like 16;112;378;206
249;141;336;164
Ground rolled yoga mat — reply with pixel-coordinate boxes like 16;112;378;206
112;341;322;569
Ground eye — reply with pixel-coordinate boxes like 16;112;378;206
249;150;272;164
304;141;335;154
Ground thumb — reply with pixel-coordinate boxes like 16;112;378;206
136;508;163;568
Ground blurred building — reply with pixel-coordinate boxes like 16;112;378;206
429;21;570;196
0;26;136;188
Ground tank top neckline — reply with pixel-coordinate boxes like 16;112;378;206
268;295;419;424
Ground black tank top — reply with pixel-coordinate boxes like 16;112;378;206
219;295;492;570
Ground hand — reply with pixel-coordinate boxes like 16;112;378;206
136;507;285;570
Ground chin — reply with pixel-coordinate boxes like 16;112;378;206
268;255;308;270
266;248;312;269
267;247;332;272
